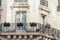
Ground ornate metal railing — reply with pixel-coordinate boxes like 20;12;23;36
0;23;60;39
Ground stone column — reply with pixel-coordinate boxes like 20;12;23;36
7;35;10;39
1;38;5;40
28;35;33;40
13;35;16;39
43;37;46;40
12;35;16;40
19;35;21;39
40;36;43;39
30;35;33;38
24;36;27;39
37;36;42;40
45;38;49;40
48;39;51;40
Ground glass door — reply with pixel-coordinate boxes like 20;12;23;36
16;11;27;32
16;11;26;23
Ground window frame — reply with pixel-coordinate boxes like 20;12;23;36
40;0;48;7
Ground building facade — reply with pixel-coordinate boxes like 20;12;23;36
0;0;60;40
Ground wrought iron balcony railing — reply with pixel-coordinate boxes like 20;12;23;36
0;23;60;39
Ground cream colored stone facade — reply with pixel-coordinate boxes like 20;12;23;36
0;0;60;40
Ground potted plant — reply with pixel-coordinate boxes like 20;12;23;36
17;22;23;27
36;28;40;32
45;23;51;28
4;22;10;27
30;22;37;27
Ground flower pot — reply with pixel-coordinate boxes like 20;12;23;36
30;22;37;27
17;23;23;27
45;23;51;28
4;22;10;27
36;29;40;32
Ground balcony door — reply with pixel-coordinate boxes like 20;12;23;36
16;11;27;32
16;11;27;23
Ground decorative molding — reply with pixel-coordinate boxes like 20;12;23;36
39;4;50;16
11;3;30;8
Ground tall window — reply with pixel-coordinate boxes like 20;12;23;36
16;11;27;23
58;0;60;5
16;11;27;31
14;0;27;3
57;0;60;11
0;0;1;6
40;0;48;7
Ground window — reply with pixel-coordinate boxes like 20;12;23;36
57;5;60;11
57;0;60;11
40;0;48;7
0;0;1;6
40;0;45;6
16;11;27;31
14;0;27;3
45;1;48;7
16;11;27;23
58;0;60;5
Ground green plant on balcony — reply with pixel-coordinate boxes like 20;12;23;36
45;23;51;28
30;22;37;27
4;22;10;27
17;22;23;27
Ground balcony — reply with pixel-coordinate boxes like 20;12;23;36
39;4;50;16
0;23;59;40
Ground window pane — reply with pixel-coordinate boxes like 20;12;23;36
22;11;26;23
45;1;48;7
57;0;60;11
14;0;27;2
40;0;48;7
57;5;60;11
16;18;20;23
0;0;1;6
58;0;60;5
40;0;45;6
16;11;26;23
